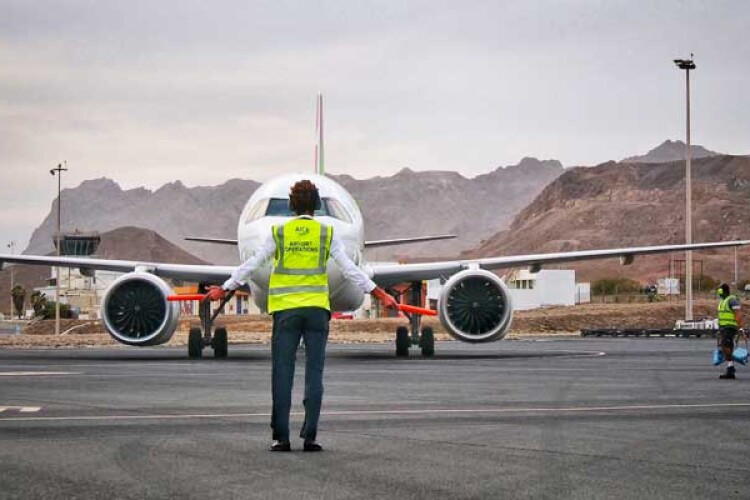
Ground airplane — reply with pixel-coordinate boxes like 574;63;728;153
2;170;750;359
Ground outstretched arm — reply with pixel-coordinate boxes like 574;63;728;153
329;238;398;310
204;235;276;302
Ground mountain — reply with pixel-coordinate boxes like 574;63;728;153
466;154;750;283
622;140;720;164
25;159;564;264
26;178;260;266
337;157;564;259
0;226;206;316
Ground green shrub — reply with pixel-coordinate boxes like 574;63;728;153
592;278;642;295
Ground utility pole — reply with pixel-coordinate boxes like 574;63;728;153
674;56;696;320
50;162;67;335
7;241;15;318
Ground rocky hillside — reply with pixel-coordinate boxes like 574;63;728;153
338;157;563;259
25;158;563;264
0;227;205;316
622;140;720;163
467;154;750;283
25;178;259;266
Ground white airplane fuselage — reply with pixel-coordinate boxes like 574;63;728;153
236;173;369;313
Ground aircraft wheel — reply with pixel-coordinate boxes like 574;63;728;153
213;327;228;358
188;327;203;359
420;327;435;358
396;326;409;358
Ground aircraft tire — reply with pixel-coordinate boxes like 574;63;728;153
188;327;203;359
396;326;409;358
214;327;228;358
420;327;435;357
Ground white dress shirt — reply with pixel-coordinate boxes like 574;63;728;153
222;216;376;293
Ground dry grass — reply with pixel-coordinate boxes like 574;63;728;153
0;299;723;349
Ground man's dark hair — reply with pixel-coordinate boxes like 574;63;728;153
719;283;731;297
289;180;321;215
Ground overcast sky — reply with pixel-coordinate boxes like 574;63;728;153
2;0;749;251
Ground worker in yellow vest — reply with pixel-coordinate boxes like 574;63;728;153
205;180;398;451
716;283;746;379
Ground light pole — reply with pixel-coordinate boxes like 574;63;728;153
50;162;67;335
7;241;15;318
674;56;696;321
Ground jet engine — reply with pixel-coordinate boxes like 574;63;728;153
438;269;514;343
100;272;180;346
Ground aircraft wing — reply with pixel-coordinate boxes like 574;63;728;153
183;234;457;248
364;234;456;248
184;237;238;246
368;240;750;286
0;254;235;284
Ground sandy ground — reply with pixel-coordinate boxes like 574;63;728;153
0;299;723;349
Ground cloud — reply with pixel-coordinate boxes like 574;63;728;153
1;0;749;250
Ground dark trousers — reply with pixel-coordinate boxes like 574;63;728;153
719;326;738;355
270;307;330;442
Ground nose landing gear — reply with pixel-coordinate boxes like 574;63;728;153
393;282;435;358
188;287;234;359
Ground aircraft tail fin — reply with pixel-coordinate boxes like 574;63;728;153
315;93;324;176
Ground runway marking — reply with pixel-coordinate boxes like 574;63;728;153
0;372;78;376
0;407;41;413
1;402;750;422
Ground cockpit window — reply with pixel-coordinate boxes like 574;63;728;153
264;197;352;223
265;198;296;217
243;199;270;224
325;198;353;223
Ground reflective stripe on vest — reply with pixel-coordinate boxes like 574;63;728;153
718;295;739;327
268;219;333;313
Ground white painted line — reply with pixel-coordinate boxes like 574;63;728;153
0;372;78;376
0;406;41;413
1;401;749;422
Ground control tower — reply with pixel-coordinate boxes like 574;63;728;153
53;231;101;257
48;232;102;317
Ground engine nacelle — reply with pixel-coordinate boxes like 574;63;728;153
100;272;180;346
438;269;514;343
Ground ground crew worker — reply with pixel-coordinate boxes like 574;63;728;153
716;283;746;379
204;179;398;451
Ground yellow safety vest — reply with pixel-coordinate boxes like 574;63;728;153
718;295;739;328
267;218;333;313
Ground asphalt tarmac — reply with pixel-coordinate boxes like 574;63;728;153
1;337;750;499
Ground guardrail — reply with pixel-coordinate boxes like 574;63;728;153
580;328;716;338
0;323;21;335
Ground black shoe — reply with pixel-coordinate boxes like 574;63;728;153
303;440;323;452
720;367;736;379
269;440;291;451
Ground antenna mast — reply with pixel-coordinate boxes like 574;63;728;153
315;93;325;175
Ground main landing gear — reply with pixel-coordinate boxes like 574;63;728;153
394;282;435;358
188;286;234;359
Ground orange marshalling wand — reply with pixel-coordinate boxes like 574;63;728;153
167;294;437;316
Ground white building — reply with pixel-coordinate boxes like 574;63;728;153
35;267;123;319
507;269;584;310
427;269;588;312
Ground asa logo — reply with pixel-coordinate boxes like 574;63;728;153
295;226;310;236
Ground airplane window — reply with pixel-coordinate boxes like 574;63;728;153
265;198;296;217
325;198;353;223
263;198;352;223
243;199;270;224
